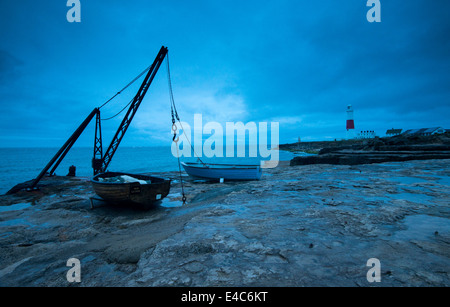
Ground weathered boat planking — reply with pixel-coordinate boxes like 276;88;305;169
91;172;171;208
181;162;262;181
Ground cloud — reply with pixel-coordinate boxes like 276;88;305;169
0;1;449;147
126;78;248;146
269;116;303;125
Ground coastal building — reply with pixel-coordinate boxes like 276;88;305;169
386;128;402;137
346;105;355;139
356;130;376;139
402;127;446;136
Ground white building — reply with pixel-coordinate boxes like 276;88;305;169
356;130;376;139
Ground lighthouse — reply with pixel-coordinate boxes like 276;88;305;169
346;105;355;139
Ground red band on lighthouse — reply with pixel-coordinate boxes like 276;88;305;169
346;120;354;130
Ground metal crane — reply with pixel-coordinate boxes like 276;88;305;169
94;46;168;174
12;46;168;193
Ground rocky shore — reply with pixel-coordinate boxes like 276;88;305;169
0;158;449;287
289;132;450;166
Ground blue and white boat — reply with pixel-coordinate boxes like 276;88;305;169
181;162;262;181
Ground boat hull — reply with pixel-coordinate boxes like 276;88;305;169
181;162;262;181
91;172;171;208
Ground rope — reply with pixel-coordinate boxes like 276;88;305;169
98;64;153;110
166;54;206;166
173;132;187;205
167;54;203;205
101;98;133;121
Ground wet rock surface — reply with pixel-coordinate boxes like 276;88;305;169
0;159;449;286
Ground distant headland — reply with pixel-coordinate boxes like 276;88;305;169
280;131;450;166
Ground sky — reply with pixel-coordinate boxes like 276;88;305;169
0;0;449;148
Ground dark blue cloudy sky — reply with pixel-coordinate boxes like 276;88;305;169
1;0;449;147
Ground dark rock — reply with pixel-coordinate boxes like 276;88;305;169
290;132;450;166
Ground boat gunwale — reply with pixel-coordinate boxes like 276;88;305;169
181;162;261;170
91;172;171;186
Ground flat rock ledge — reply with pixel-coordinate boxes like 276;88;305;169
290;149;450;166
0;159;449;287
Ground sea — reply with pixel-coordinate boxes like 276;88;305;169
0;147;303;195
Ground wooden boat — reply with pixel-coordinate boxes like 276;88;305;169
91;172;171;208
181;162;262;181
